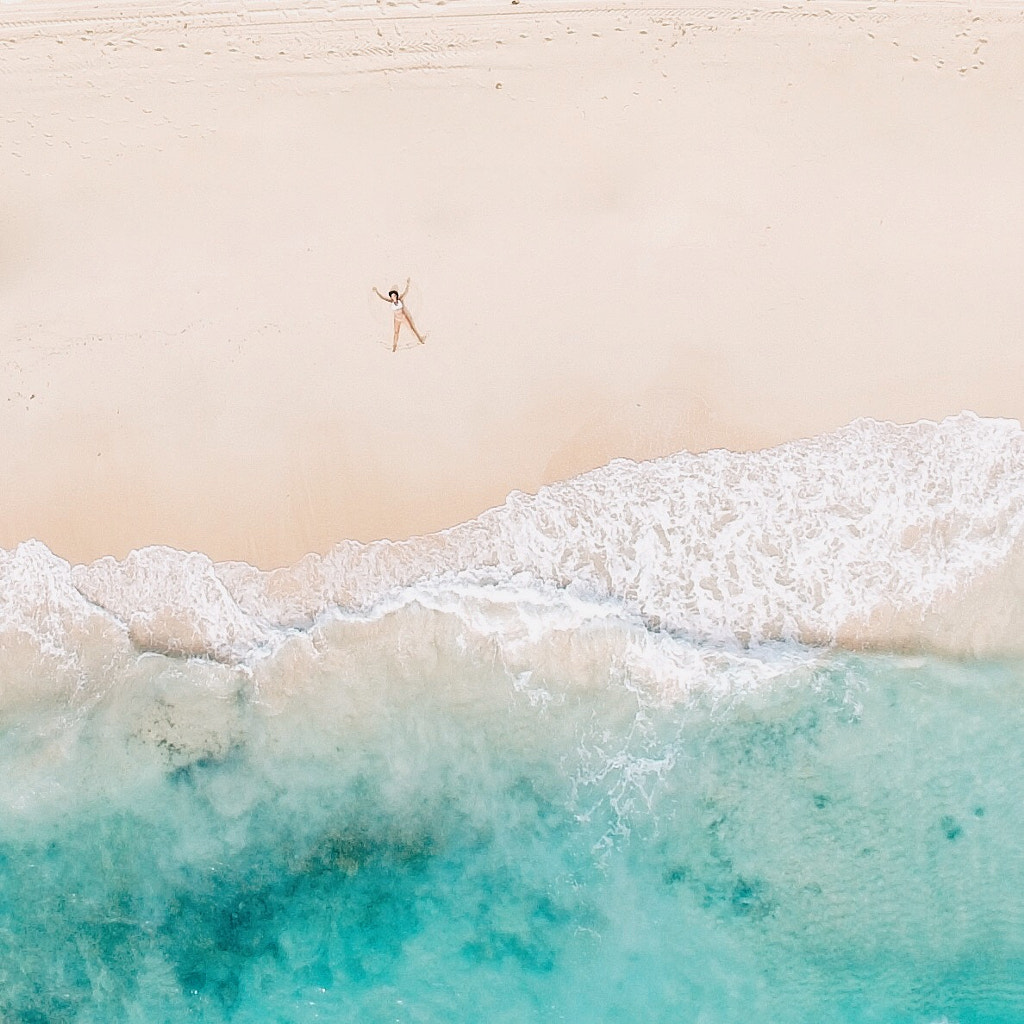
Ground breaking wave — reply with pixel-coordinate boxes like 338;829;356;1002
3;412;1023;674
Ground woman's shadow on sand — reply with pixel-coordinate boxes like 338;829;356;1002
372;336;427;352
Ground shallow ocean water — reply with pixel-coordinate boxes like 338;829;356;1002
1;638;1023;1024
5;414;1024;1022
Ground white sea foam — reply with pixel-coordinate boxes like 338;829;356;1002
4;413;1024;678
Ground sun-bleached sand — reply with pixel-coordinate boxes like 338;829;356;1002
2;0;1023;568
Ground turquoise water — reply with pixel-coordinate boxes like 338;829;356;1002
1;639;1023;1023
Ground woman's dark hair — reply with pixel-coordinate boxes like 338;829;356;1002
388;290;399;300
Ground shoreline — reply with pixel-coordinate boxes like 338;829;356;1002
3;0;1024;567
3;412;1024;665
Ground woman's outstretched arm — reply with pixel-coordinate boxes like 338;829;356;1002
399;278;411;299
373;287;389;302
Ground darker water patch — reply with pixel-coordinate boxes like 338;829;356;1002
159;806;444;1003
0;748;602;1020
940;815;964;842
663;859;776;922
459;875;585;974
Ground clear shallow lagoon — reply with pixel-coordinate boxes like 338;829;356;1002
1;642;1022;1023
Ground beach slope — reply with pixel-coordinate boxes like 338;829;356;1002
2;0;1023;566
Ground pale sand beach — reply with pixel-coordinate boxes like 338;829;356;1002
2;0;1023;567
8;7;1024;1013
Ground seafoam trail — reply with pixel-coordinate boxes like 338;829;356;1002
1;412;1020;669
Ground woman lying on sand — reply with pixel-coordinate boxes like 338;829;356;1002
374;279;425;351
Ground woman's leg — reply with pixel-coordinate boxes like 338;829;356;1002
393;319;401;351
405;313;425;345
